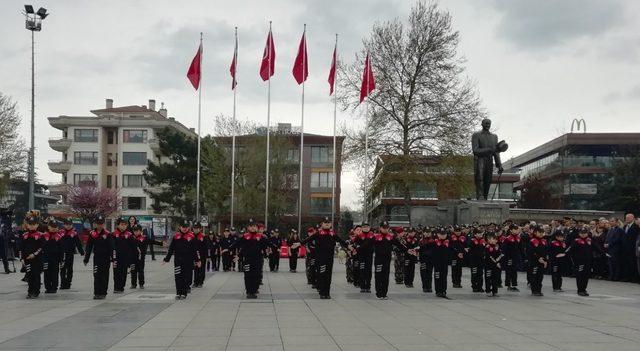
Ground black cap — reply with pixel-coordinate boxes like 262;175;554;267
509;224;519;230
193;221;202;228
247;219;256;226
132;225;143;232
63;218;73;225
117;218;127;224
179;219;190;227
224;227;230;232
579;227;590;234
533;225;544;233
94;215;105;224
362;222;370;226
379;221;389;228
553;229;565;237
230;227;236;232
322;216;330;223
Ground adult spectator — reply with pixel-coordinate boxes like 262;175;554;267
605;217;624;281
621;214;639;282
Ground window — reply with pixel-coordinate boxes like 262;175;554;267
74;151;98;165
123;174;145;188
107;153;118;166
107;175;112;189
123;152;147;165
107;131;116;144
284;173;299;189
311;146;333;163
310;198;332;214
73;174;97;185
311;172;333;188
286;149;300;162
124;197;146;210
74;129;98;142
123;130;148;143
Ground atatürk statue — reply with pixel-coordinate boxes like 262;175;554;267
471;119;508;200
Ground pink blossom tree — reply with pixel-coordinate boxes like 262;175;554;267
67;181;121;223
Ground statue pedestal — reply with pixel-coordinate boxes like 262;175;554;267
438;200;510;225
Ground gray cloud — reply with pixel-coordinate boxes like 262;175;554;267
489;0;625;49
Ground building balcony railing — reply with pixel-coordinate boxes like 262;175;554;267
48;137;72;152
48;160;72;173
47;183;69;195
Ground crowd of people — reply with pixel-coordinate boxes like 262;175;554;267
6;211;640;301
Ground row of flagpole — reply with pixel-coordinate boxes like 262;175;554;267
186;23;375;229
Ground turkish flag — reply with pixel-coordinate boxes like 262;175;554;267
260;29;276;81
359;53;375;103
187;43;202;90
328;44;337;95
230;35;238;90
292;31;308;84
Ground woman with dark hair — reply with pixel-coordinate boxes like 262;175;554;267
127;216;138;233
286;230;301;272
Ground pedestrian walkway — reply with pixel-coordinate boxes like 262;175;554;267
1;259;639;351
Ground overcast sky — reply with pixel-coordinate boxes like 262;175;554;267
1;0;639;210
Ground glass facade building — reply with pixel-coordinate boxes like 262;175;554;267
503;133;640;210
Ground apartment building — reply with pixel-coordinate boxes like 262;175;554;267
47;98;195;222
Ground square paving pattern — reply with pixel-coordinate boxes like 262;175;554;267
1;258;640;350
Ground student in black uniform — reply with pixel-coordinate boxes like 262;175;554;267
484;232;503;297
502;224;522;292
449;226;466;288
286;230;301;272
230;219;276;298
83;215;113;300
42;218;63;294
403;228;418;288
567;227;602;296
112;218;135;293
354;222;374;293
192;222;208;288
206;232;219;272
305;227;318;287
59;218;84;290
268;229;282;272
432;228;452;298
20;216;43;299
372;221;408;299
163;219;198;300
549;230;568;292
131;224;163;289
528;225;548;296
468;227;486;293
219;228;234;272
300;217;348;299
417;228;434;293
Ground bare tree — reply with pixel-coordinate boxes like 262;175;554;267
0;93;28;178
67;181;121;224
213;114;260;137
338;1;483;222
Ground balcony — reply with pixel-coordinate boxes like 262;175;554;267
47;183;69;195
48;160;72;173
148;138;160;152
48;137;72;151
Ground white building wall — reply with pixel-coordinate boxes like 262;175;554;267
66;126;102;187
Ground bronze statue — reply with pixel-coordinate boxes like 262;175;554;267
471;119;508;200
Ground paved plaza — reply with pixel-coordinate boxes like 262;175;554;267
1;258;640;351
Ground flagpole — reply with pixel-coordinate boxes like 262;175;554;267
363;52;369;224
196;32;203;220
230;27;238;228
265;21;272;230
297;24;306;236
331;34;338;228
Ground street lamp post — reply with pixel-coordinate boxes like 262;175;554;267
23;5;49;211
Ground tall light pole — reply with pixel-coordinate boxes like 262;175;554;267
23;5;49;211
